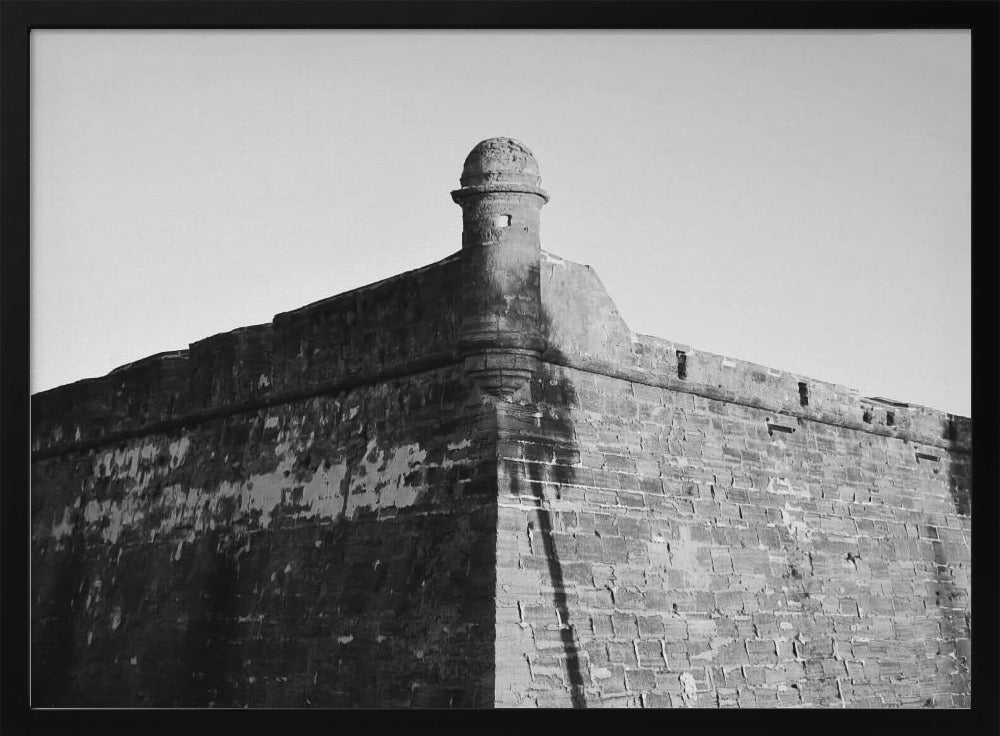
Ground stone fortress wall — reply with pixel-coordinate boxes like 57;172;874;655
494;252;971;708
32;255;503;707
31;138;970;708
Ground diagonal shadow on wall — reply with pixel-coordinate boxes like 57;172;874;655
506;442;587;708
499;301;588;707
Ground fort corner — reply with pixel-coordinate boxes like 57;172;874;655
31;139;971;708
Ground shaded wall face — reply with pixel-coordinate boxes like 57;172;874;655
494;363;971;708
32;365;498;707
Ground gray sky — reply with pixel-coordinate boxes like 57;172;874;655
31;30;971;416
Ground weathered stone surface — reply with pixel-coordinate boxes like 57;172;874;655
31;138;970;708
33;367;498;707
32;254;464;455
492;255;970;708
453;137;549;396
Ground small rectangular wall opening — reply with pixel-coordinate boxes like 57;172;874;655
676;350;687;380
766;417;796;434
862;408;872;424
493;214;512;228
886;411;895;426
798;382;809;407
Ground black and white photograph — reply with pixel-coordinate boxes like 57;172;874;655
3;1;996;724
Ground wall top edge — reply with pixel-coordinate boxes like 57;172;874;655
32;247;968;456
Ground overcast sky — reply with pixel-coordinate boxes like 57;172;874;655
31;30;971;416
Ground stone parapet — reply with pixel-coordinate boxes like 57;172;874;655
538;252;970;453
32;254;463;455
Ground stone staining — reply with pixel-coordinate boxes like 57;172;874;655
452;137;549;397
30;138;972;709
